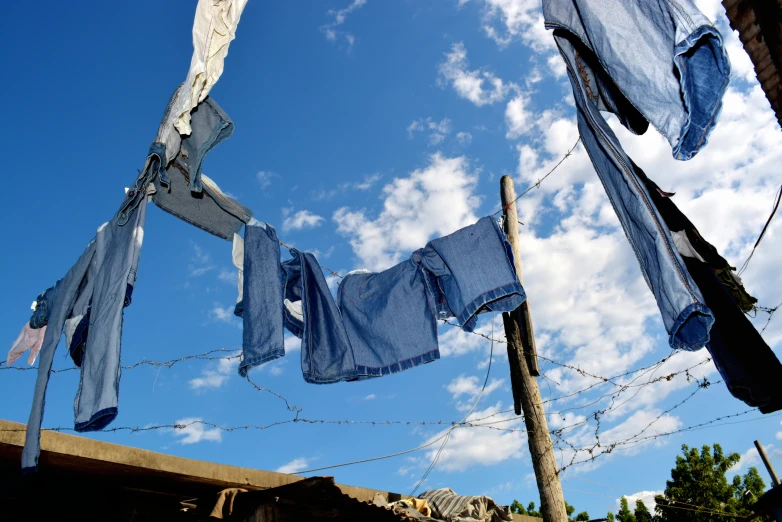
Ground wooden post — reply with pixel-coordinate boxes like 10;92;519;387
755;440;781;487
500;175;568;522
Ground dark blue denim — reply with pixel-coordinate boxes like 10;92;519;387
29;279;61;329
23;239;97;473
284;250;358;384
553;32;715;350
415;216;526;332
337;259;439;380
238;222;285;377
152;96;251;241
117;142;166;226
67;284;133;367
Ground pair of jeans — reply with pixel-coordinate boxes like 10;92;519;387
415;216;526;332
551;31;715;350
237;222;285;377
29;280;61;329
23;239;97;473
542;0;730;160
683;257;782;412
73;194;148;432
152;95;252;241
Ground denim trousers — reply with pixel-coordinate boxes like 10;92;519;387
23;239;97;472
238;222;285;377
73;195;148;432
284;250;359;384
553;32;715;350
152;95;251;241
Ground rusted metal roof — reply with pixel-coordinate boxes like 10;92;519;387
722;0;782;127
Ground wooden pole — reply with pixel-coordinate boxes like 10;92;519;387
500;175;568;522
755;440;781;487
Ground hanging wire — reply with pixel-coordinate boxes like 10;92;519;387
738;183;781;275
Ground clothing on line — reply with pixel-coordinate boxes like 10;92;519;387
6;324;46;366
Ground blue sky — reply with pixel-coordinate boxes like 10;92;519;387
2;0;782;518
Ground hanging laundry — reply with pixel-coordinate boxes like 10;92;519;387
236;221;286;377
29;280;61;329
160;0;249;145
418;488;513;522
152;93;252;239
231;232;245;316
544;0;732;350
283;249;359;383
237;216;525;384
6;324;46;366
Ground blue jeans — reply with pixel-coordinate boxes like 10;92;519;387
337;258;439;380
553;32;714;349
23;239;97;473
238;222;285;377
284;250;359;384
152;95;251;241
73;195;148;432
543;0;730;160
29;279;61;329
415;216;526;332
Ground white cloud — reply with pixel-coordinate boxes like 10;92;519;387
333;153;481;271
438;42;510;107
353;173;382;190
732;443;782;475
777;421;782;440
364;394;376;400
283;209;325;232
447;374;505;411
210;304;239;325
470;0;554;52
188;242;216;277
189;353;240;391
320;0;366;50
276;457;310;474
173;418;222;445
257;171;279;189
456;131;472;144
408;117;453;145
505;91;533;139
619;491;663;514
218;268;237;284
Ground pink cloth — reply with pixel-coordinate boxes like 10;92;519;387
7;324;46;366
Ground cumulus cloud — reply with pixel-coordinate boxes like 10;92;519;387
172;418;223;445
189;353;241;391
276;457;311;474
283;209;325;232
210;304;239;326
447;374;505;411
620;491;663;514
333;153;481;270
438;42;510;107
505;91;534;139
456;131;473;144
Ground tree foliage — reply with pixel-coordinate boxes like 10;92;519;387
634;499;652;522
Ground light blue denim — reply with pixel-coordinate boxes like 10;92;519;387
238;222;285;377
415;216;526;332
73;196;148;432
337;258;439;380
152;94;251;241
549;28;716;349
23;239;96;473
543;0;730;160
284;250;358;384
118;142;166;226
29;279;61;329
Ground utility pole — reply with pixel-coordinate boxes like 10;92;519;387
501;175;568;522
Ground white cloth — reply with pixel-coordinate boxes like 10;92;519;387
232;232;244;304
671;230;706;263
168;0;248;138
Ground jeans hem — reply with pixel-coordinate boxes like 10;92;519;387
74;407;118;432
455;283;526;332
668;302;714;350
353;348;441;379
303;368;360;384
238;349;285;377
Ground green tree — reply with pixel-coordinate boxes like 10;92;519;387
510;500;541;518
607;513;616;522
617;497;636;522
633;499;652;522
654;443;771;522
566;501;576;518
573;511;591;521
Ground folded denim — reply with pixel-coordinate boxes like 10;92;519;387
152;97;251;241
74;193;148;432
552;32;715;350
29;279;61;329
284;250;359;384
118;142;166;226
414;216;526;332
682;257;782;412
238;222;285;377
543;0;730;161
23;239;97;473
337;257;439;380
